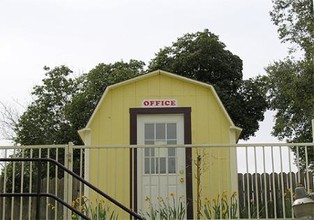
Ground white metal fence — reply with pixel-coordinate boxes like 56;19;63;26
0;143;313;219
0;144;78;220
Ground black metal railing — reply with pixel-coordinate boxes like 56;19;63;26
0;157;143;220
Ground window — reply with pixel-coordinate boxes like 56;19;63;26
144;123;177;174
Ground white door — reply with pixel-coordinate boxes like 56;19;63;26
137;114;186;213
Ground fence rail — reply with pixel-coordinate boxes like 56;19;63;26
1;143;313;219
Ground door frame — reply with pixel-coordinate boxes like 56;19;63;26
129;107;193;219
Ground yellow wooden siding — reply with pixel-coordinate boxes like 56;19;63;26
86;73;238;217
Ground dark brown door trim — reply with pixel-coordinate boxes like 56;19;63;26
129;107;193;219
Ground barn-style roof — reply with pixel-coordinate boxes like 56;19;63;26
78;69;242;140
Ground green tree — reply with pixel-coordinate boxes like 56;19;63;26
2;66;81;191
148;30;268;140
267;0;314;170
14;60;145;145
266;59;314;143
267;0;314;143
66;59;145;137
4;61;145;191
270;0;314;58
14;66;81;145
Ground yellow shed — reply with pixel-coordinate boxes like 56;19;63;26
78;70;242;219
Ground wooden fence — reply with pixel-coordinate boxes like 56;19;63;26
238;172;314;218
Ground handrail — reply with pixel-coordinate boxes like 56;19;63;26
0;157;143;220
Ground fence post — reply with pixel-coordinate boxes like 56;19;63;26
312;118;314;143
63;142;74;220
36;160;42;220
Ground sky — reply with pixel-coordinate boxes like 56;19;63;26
0;0;290;144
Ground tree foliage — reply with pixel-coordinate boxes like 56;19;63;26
3;61;145;190
266;59;314;142
15;66;80;145
66;60;145;142
3;66;80;191
13;31;270;144
14;61;145;145
267;0;314;143
270;0;314;58
149;30;268;139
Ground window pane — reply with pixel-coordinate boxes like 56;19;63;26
160;157;166;174
167;140;177;145
151;158;155;174
145;124;154;139
145;158;150;174
144;148;150;156
167;123;176;139
168;148;175;157
156;123;165;139
151;148;155;156
168;158;176;173
145;140;154;145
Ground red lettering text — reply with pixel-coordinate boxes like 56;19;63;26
142;99;177;107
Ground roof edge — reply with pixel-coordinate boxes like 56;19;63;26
230;126;243;141
78;127;91;143
82;69;239;131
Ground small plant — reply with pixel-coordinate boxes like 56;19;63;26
140;197;159;220
71;195;118;220
140;193;186;220
202;192;238;219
